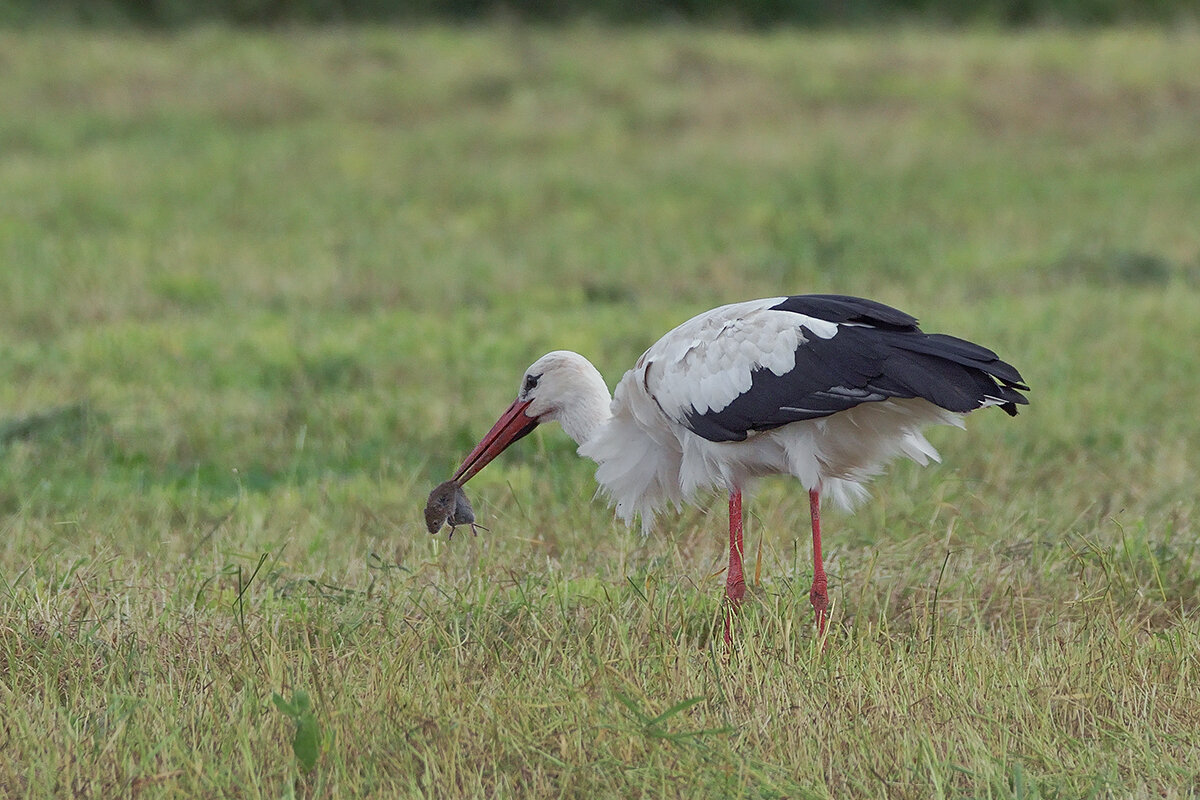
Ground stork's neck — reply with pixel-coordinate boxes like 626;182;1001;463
556;380;612;448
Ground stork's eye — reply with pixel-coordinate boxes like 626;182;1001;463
523;373;541;393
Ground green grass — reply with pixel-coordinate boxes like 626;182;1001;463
2;24;1199;798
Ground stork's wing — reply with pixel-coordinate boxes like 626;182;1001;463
640;295;1029;443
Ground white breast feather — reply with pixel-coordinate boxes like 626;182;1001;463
579;369;684;532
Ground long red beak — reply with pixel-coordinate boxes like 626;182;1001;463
452;398;539;484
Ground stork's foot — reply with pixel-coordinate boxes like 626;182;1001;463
722;578;746;648
809;575;829;636
726;577;747;607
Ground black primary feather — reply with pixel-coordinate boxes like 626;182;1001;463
684;295;1029;443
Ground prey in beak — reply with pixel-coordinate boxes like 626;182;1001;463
421;398;539;539
424;479;488;540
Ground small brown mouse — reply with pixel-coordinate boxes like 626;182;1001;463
423;480;487;540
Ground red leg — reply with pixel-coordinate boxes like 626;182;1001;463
724;490;746;647
809;488;829;635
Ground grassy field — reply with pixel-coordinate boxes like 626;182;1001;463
2;24;1199;798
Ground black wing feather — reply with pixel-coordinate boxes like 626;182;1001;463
768;294;919;330
682;295;1029;443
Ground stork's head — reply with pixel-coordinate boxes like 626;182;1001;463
452;351;611;484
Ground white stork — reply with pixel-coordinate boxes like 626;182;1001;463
450;295;1028;642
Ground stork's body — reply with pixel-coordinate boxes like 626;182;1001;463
452;295;1028;641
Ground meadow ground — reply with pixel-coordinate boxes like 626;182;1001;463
1;24;1199;799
